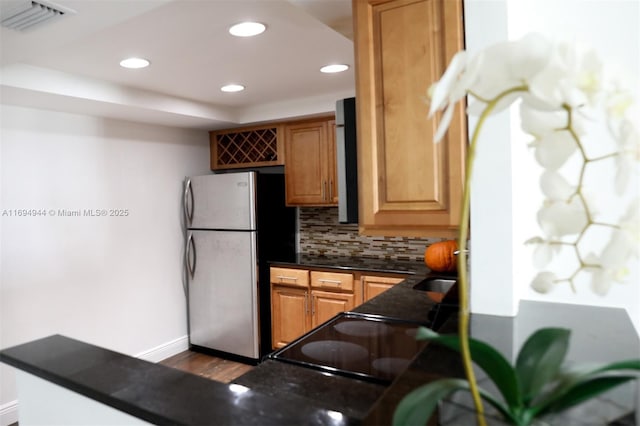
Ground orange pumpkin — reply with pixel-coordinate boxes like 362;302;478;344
424;240;458;272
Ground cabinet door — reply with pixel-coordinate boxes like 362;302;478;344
311;290;355;328
271;286;310;349
284;119;337;206
362;275;404;302
353;0;466;237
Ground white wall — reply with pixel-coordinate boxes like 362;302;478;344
466;0;640;332
0;105;210;421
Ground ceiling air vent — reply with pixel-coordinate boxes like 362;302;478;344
0;0;75;31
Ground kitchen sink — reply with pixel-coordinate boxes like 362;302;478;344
414;277;459;329
413;277;456;293
413;277;457;303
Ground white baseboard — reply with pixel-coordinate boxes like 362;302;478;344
135;335;189;363
0;400;18;426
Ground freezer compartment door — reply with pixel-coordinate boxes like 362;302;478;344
184;172;256;230
186;230;258;359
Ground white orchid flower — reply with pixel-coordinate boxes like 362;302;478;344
468;33;552;101
525;236;562;268
431;33;554;140
610;118;640;194
589;268;615;296
519;103;568;138
428;51;470;115
539;171;575;201
530;271;557;293
618;199;640;258
601;230;635;269
428;51;481;142
585;236;632;296
537;197;588;237
530;130;578;170
605;89;634;119
616;155;636;195
527;40;604;110
425;32;637;298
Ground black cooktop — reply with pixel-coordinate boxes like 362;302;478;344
268;312;429;385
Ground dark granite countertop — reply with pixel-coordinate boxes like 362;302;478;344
2;253;636;425
233;360;387;420
0;334;359;425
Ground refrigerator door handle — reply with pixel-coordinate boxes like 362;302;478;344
183;178;194;225
186;232;196;279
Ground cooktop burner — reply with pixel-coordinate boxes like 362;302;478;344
269;312;429;384
334;320;392;337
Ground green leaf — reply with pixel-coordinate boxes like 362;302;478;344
536;375;638;416
392;378;469;426
530;359;640;417
589;359;640;374
415;327;522;408
515;328;570;404
392;378;517;426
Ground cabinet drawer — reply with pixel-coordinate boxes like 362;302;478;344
270;267;309;288
310;271;354;292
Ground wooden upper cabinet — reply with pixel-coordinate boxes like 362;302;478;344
352;0;467;237
284;117;338;206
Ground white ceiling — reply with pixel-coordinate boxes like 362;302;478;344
0;0;355;130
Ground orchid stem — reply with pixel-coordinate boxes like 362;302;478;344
458;86;527;426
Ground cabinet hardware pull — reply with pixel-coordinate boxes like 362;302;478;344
305;295;309;314
323;180;327;201
276;275;298;281
318;279;342;285
186;233;196;279
329;180;333;200
183;178;194;225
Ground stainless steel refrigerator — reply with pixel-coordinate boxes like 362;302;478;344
183;171;296;362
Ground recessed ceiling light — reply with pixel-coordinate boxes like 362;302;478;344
229;22;266;37
221;84;245;93
119;57;150;69
320;64;349;74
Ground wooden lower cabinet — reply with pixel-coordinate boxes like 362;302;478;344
270;266;408;349
271;286;311;349
311;290;355;328
362;275;404;302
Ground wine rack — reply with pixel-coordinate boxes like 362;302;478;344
210;125;283;170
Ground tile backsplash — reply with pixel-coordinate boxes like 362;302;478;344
298;207;444;261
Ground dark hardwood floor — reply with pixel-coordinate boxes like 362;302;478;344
159;350;254;383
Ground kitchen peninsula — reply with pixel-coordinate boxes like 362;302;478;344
0;260;445;425
1;260;638;425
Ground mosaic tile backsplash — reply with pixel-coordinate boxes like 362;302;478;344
298;207;444;261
